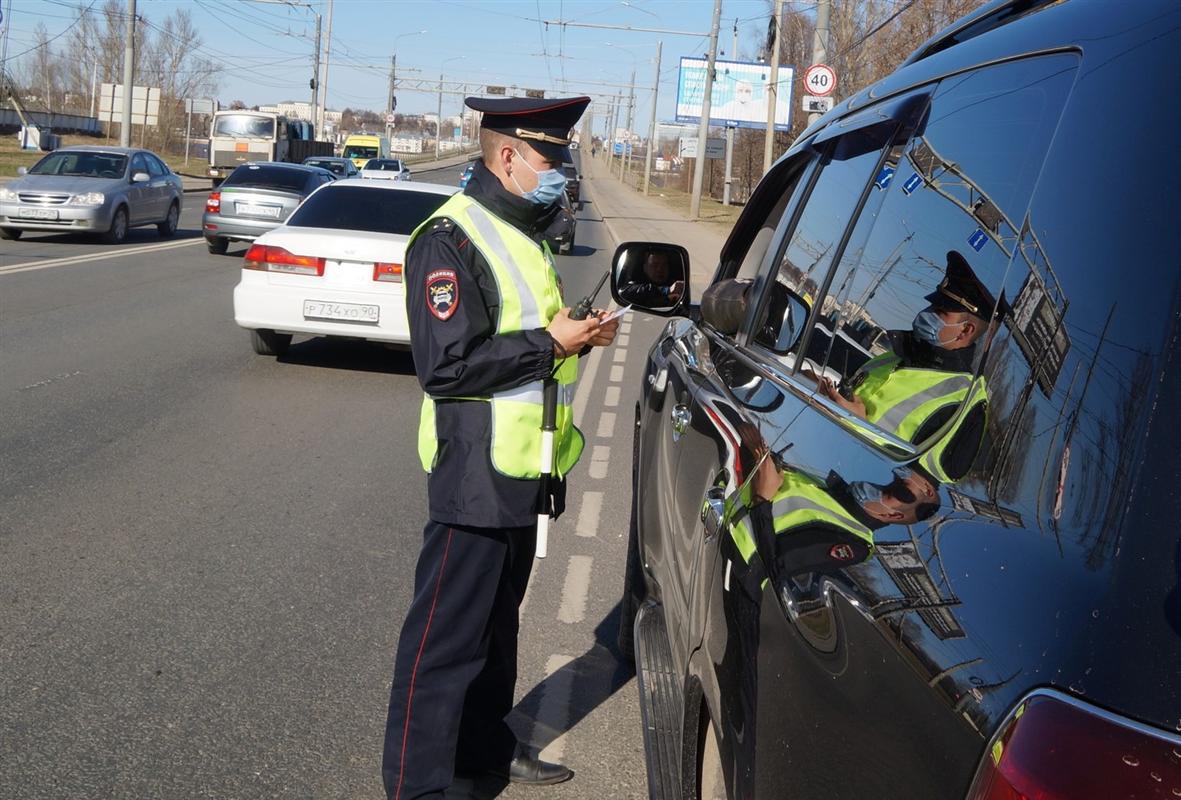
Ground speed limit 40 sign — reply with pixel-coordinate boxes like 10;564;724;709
804;64;837;97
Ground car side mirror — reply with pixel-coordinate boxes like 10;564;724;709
610;241;690;317
753;281;811;354
16;166;28;176
132;171;150;183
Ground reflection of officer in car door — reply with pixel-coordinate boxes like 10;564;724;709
817;251;1004;482
381;95;619;800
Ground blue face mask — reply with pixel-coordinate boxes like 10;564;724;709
849;481;885;509
512;149;567;206
912;308;950;348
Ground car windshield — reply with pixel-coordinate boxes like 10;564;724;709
287;186;451;235
304;159;346;175
28;151;127;178
563;166;577;178
368;161;403;171
343;145;379;159
223;165;310;192
213;114;275;139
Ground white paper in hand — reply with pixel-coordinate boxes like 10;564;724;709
599;305;632;324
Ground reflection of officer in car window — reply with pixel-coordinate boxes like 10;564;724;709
818;251;1003;482
617;249;684;306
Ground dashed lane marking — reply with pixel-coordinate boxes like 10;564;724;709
612;347;627;363
0;237;203;275
576;492;602;538
588;445;610;479
604;386;621;408
557;555;593;624
617;334;630;347
609;365;625;383
535;654;576;764
571;303;617;428
596;410;616;439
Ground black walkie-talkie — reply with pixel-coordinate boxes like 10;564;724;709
571;271;610;321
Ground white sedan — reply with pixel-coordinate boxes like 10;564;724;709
232;179;458;356
359;158;411;181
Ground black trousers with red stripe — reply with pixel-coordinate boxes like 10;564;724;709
382;520;536;800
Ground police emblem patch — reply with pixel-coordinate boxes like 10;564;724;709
829;544;856;562
426;268;459;320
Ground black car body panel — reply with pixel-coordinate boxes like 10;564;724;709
625;1;1181;797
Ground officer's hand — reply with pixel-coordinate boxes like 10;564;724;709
818;376;866;418
588;309;619;347
667;280;685;303
548;307;602;357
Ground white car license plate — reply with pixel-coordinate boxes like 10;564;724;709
236;203;281;218
303;300;380;324
19;207;58;220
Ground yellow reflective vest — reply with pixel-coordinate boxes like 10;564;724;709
407;194;584;479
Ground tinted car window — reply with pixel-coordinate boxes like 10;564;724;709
130;153;150;177
751;121;896;355
286;186;451;235
145;154;167;177
28;151;127;178
800;55;1078;470
224;165;314;193
304;159;346;176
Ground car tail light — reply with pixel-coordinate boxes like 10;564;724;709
205;191;220;213
966;691;1181;799
373;262;402;282
242;244;325;276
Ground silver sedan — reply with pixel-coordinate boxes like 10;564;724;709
0;146;183;243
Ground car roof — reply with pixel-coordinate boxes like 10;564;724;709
305;156;348;162
326;178;459;196
241;161;326;173
54;145;142;155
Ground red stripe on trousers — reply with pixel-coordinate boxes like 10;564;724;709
394;527;455;800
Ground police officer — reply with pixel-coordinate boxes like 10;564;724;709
818;251;1002;482
381;95;617;800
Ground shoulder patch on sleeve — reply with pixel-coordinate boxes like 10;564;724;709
426;268;459;321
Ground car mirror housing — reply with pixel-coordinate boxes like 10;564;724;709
131;172;151;183
610;241;691;317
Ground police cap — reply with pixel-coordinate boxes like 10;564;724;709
466;95;591;163
924;251;1007;321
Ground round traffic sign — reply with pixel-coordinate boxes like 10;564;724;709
385;112;397;124
804;64;837;97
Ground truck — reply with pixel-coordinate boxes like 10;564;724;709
206;110;334;184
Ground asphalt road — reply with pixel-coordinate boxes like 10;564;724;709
0;157;655;799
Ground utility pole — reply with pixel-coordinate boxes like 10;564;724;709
808;0;831;126
643;40;662;196
606;94;618;170
386;53;396;141
620;68;634;180
0;0;14;76
435;72;443;160
689;0;722;221
310;12;320;134
723;17;737;205
764;0;785;174
119;0;136;147
318;0;334;140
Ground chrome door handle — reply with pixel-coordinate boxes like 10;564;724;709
671;404;691;436
701;487;726;541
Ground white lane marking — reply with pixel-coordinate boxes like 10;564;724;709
576;491;602;538
557;555;593;624
618;334;630;347
20;370;83;392
613;347;627;363
604;385;621;408
596;410;616;439
609;365;625;383
0;238;203;276
536;654;576;764
588;444;610;479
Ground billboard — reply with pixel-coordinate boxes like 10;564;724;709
676;58;793;131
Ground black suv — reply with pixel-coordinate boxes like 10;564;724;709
613;1;1181;798
562;163;582;207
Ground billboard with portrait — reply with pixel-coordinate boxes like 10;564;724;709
675;57;794;130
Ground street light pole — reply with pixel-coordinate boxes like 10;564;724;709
436;56;464;160
808;0;831;126
764;0;785;174
119;0;136;147
723;17;737;206
642;41;662;196
318;0;334;138
689;0;722;221
620;67;634;179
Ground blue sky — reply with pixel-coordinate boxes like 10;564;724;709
5;0;786;131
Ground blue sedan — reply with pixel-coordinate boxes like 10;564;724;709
458;164;474;189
